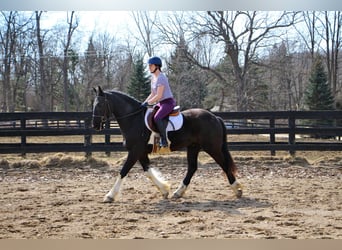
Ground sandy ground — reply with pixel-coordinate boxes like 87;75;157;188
0;151;341;239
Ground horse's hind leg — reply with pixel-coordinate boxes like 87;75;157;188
139;153;170;199
204;146;243;198
173;145;200;198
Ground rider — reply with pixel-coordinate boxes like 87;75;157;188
141;56;176;153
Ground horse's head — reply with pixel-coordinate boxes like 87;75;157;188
92;86;110;131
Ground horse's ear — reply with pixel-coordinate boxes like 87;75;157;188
98;86;104;96
93;87;97;95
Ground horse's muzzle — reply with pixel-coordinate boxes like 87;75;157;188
92;117;104;131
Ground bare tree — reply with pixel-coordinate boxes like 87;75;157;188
0;11;17;112
154;11;299;111
12;17;33;112
197;11;300;111
152;12;228;109
62;11;78;112
320;11;341;102
0;11;33;112
35;11;49;111
296;11;320;59
79;32;127;111
266;40;299;110
131;11;160;57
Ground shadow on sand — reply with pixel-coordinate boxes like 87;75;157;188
143;196;271;215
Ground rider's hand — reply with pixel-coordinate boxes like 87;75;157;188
140;102;148;108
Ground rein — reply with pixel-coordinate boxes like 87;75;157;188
115;108;144;120
93;96;144;122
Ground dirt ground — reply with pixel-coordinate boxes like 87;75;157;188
0;151;341;239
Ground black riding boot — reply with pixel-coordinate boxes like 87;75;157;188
155;119;170;153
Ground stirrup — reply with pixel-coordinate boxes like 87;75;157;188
158;146;171;154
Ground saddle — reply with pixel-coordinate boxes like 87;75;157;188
144;105;183;154
146;105;181;133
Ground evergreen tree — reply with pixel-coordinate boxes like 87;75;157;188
304;56;335;135
304;56;334;111
127;56;150;101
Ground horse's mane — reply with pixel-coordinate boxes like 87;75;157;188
105;90;141;105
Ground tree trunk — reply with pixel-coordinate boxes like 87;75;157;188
35;11;48;112
63;11;77;112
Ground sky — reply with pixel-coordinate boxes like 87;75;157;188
38;11;140;54
41;11;132;37
0;0;340;11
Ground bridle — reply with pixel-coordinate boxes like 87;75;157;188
92;95;145;124
92;96;112;123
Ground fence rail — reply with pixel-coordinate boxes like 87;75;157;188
0;111;341;156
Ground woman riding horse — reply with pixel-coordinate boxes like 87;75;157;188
141;56;176;153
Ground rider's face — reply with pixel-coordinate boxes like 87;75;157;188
149;64;156;73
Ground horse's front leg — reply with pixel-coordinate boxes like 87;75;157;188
103;151;139;203
103;175;125;203
139;153;170;199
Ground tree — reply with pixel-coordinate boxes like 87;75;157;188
79;37;107;111
156;11;299;111
131;11;160;57
35;11;50;111
296;11;320;59
321;11;341;104
0;11;18;112
304;56;335;136
304;56;334;111
295;11;341;108
204;55;236;111
203;11;299;111
266;41;297;110
127;55;150;101
168;34;207;109
61;11;78;112
0;11;31;112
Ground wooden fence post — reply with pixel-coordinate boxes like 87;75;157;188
84;117;92;158
105;120;111;156
270;118;275;156
20;118;26;157
288;115;296;156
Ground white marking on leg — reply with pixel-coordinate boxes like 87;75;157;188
103;176;124;203
231;180;243;198
146;168;170;199
173;182;187;198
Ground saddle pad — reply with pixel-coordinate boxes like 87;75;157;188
144;108;183;132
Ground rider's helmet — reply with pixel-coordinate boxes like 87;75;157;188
148;56;162;67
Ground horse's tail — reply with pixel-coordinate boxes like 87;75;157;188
217;116;237;176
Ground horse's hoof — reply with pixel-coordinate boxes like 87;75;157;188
231;182;243;198
236;189;243;198
162;192;169;199
158;183;170;199
103;195;114;203
172;192;182;199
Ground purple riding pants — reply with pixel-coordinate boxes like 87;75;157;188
154;98;176;122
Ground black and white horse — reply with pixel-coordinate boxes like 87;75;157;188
92;86;242;202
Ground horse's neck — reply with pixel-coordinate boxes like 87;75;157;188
106;92;140;117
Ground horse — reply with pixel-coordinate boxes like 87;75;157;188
92;86;242;202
